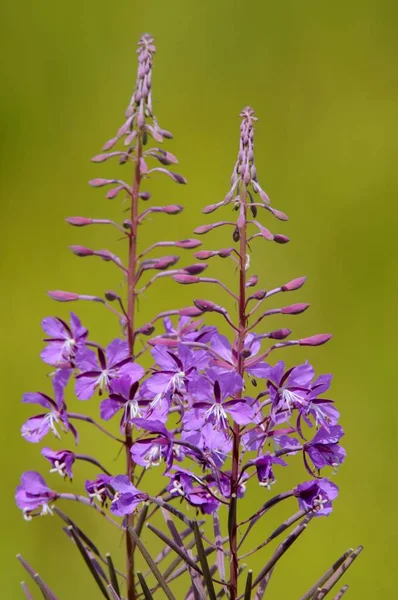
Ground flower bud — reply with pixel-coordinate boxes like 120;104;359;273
194;224;214;235
162;204;184;214
137;323;155;336
175;239;202;249
173;274;200;284
246;275;258;287
139;192;151;200
281;303;310;315
299;334;332;346
269;328;292;340
69;245;94;257
65;217;93;227
105;290;120;302
195;251;215;260
282;276;307;292
273;234;290;244
183;264;208;275
193;299;224;313
48;291;79;302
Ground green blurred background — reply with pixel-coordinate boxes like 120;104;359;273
1;0;397;597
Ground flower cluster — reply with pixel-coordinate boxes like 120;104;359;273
15;34;359;600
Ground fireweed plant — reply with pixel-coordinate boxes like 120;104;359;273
16;34;361;600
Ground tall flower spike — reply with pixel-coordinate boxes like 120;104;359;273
17;37;359;600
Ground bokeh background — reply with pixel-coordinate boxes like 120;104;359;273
1;0;397;597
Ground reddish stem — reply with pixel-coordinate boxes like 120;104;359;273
229;189;248;600
125;135;143;600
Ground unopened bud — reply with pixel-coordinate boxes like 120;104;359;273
194;224;214;235
48;291;79;302
269;328;292;340
137;323;155;336
183;264;208;275
281;303;310;315
69;245;94;257
299;334;332;346
193;299;224;313
282;277;307;292
105;290;120;302
106;185;124;200
175;239;202;249
273;234;290;244
162;204;184;215
246;275;258;287
66;217;93;227
153;256;180;270
173;274;200;284
202;203;219;214
139;192;151;200
195;251;215;260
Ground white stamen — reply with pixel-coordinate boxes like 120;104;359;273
40;503;54;517
50;460;66;477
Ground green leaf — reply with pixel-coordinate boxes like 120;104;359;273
128;526;176;600
137;571;155;600
68;526;111;600
192;521;217;600
106;554;120;598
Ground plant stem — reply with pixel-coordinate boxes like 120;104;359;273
229;189;248;600
125;133;143;600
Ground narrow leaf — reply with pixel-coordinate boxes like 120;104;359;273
253;568;274;600
21;582;34;600
107;584;122;600
106;554;120;598
137;571;155;600
33;574;54;600
213;512;226;582
68;526;110;600
192;521;217;600
54;506;101;557
314;546;363;600
134;503;149;540
299;549;354;600
128;526;176;600
253;519;310;589
17;556;59;600
147;523;202;574
332;584;349;599
244;570;253;600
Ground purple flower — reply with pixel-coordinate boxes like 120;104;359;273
21;369;77;443
15;471;57;520
299;374;339;432
268;361;314;424
210;333;270;378
100;374;148;430
248;453;287;489
144;344;209;400
183;370;251;432
110;475;148;516
41;313;88;368
294;478;339;516
41;448;75;479
130;419;185;471
85;474;113;506
152;315;216;346
304;425;346;474
75;339;144;400
167;467;221;514
182;424;232;468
